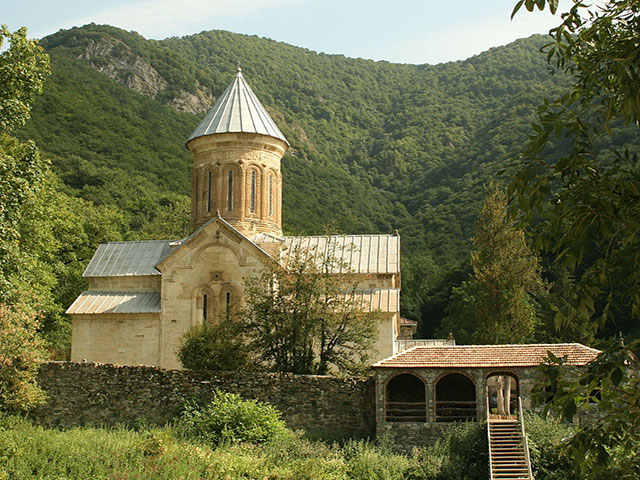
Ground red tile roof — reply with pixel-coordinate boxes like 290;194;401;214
372;343;600;368
399;317;418;326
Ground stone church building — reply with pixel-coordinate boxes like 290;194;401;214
67;69;402;370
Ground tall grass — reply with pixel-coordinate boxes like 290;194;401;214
0;415;409;480
0;414;574;480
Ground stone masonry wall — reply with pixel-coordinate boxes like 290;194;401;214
32;362;375;436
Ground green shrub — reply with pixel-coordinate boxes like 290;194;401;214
409;422;488;480
175;390;289;446
525;413;580;480
343;439;412;480
178;319;250;371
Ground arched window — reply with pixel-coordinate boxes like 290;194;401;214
207;171;212;213
268;174;273;217
435;373;477;422
202;293;209;322
250;170;257;213
191;285;217;325
227;170;233;212
219;287;235;320
195;174;199;211
385;373;426;422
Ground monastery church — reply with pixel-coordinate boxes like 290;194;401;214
67;68;404;370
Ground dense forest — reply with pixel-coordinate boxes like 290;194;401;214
18;23;640;344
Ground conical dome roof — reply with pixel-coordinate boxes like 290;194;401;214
187;68;289;145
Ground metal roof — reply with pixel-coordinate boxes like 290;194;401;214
83;232;399;278
348;289;400;313
282;235;400;274
66;291;161;315
83;240;176;277
187;68;289;145
373;343;601;368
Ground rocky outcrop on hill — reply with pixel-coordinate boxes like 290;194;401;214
78;36;212;114
79;37;168;98
168;83;213;115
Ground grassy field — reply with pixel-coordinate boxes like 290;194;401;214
0;414;490;480
0;412;580;480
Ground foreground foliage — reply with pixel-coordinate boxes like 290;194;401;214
174;391;289;447
0;415;414;480
511;1;640;478
0;26;50;412
0;413;578;480
0;301;47;412
178;317;250;372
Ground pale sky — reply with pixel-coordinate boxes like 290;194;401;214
2;0;566;65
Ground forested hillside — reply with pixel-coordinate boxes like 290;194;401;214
19;24;640;336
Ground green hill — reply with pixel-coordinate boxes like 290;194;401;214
19;24;639;329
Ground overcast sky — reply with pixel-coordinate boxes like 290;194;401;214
2;0;566;65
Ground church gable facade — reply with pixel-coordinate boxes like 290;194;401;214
68;69;403;370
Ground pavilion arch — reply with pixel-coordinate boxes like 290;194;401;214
434;372;477;422
486;371;519;417
385;372;426;422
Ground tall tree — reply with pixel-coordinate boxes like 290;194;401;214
511;1;640;477
0;25;50;304
446;182;543;344
0;25;50;411
241;245;379;375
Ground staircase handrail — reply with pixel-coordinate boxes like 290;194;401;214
518;396;534;480
486;386;494;479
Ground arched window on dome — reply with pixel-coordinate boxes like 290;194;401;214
250;170;257;213
268;174;273;218
207;171;212;213
227;170;233;212
195;174;199;211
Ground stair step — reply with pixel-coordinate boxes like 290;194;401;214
488;413;532;480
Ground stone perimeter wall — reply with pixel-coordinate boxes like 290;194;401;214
32;362;376;437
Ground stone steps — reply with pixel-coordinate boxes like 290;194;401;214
488;419;532;480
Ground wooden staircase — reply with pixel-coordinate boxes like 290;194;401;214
487;397;533;480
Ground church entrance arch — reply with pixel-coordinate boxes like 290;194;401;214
385;373;426;422
435;372;477;422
